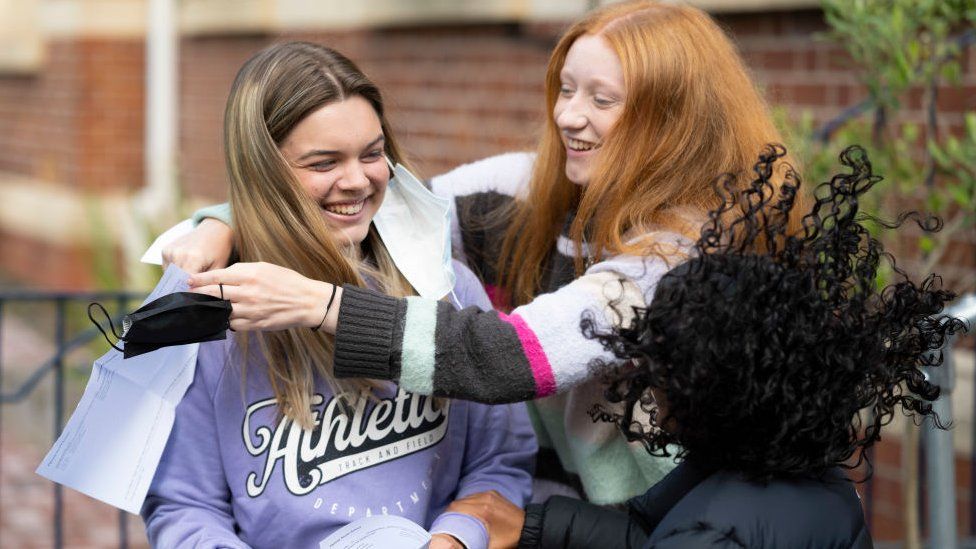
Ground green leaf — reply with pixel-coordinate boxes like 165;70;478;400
942;61;962;84
928;139;951;167
949;184;972;206
947;136;963;158
903;123;920;142
919;235;936;254
964;112;976;138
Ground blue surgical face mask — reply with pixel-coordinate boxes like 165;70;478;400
372;158;457;300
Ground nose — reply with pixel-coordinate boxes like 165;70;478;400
555;96;588;132
336;161;371;192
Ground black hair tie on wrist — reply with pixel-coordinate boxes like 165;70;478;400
311;284;339;332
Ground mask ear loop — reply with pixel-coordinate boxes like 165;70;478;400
87;302;125;353
384;156;396;180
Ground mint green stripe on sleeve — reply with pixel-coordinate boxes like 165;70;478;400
398;297;439;394
191;202;233;227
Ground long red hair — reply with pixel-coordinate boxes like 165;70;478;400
497;1;801;306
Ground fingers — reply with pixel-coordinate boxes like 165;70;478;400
188;265;248;288
162;249;210;275
191;285;257;324
429;535;463;549
191;283;239;301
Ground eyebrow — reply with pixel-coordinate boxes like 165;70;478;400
295;134;385;162
559;71;623;94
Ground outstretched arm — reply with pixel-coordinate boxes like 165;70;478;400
188;252;665;404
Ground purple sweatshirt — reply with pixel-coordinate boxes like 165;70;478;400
141;261;536;549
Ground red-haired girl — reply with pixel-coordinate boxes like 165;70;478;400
173;0;798;512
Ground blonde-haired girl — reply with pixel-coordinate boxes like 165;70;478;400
142;41;535;549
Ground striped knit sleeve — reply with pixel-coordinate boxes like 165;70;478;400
333;263;660;404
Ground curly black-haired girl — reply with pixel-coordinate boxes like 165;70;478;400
515;145;965;548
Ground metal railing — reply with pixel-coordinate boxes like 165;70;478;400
0;290;144;549
925;293;976;549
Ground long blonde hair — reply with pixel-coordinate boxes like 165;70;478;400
224;42;413;428
498;1;802;306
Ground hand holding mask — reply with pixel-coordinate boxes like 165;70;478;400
89;290;232;359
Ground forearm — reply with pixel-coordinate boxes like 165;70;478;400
332;285;539;403
430;512;490;549
332;269;645;404
517;497;648;549
454;403;536;507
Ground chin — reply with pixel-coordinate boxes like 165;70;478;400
565;169;590;186
344;226;371;247
564;160;592;186
323;223;370;248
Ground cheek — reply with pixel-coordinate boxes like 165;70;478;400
365;164;390;201
594;109;623;137
293;170;336;198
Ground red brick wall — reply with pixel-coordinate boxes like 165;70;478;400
0;38;144;192
0;38;144;288
178;26;554;198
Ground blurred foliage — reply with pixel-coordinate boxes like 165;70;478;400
84;189;184;291
779;0;976;292
823;0;974;111
84;196;124;290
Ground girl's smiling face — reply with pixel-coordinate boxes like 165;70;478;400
278;95;389;247
553;33;627;186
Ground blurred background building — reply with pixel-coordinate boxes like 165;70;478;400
0;1;973;547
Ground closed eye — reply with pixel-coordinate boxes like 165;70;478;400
362;149;384;161
307;159;337;171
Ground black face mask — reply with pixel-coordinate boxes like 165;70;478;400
89;291;232;359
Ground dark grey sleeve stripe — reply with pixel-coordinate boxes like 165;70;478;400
431;300;537;403
333;285;401;379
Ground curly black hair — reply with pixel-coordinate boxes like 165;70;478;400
586;144;965;480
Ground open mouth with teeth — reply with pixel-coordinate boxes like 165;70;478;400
322;199;366;216
566;137;600;152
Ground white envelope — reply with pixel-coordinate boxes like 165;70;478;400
140;218;195;265
320;514;431;549
36;265;199;514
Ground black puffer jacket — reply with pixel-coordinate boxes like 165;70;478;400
518;460;872;549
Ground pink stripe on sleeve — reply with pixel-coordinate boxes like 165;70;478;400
498;311;557;397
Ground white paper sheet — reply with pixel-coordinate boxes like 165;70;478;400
36;265;200;514
140;218;195;265
320;515;431;549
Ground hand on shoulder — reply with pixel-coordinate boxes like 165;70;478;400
162;218;234;274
